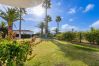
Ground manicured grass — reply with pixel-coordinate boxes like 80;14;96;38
25;40;99;66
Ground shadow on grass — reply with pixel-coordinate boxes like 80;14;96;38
71;42;99;49
51;40;99;66
72;44;99;52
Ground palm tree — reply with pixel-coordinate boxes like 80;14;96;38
56;16;61;33
42;0;51;38
0;21;6;28
54;28;58;34
0;22;8;38
44;15;52;36
0;8;20;37
37;22;45;37
0;8;26;38
19;8;26;39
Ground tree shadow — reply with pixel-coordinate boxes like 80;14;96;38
51;40;99;66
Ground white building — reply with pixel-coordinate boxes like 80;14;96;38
13;30;33;38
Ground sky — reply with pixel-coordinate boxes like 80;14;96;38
0;0;99;33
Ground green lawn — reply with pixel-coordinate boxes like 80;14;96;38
25;40;99;66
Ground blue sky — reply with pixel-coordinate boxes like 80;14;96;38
0;0;99;33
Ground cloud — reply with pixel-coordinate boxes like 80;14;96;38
68;8;76;14
50;27;57;33
26;4;45;16
50;27;57;31
23;14;44;23
33;28;40;34
61;24;79;32
24;17;44;23
90;20;99;29
83;4;94;13
24;18;34;21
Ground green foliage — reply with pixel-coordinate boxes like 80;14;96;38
56;16;62;33
55;28;99;45
0;22;8;38
0;40;32;66
85;32;95;44
37;22;45;37
43;0;51;9
0;8;26;39
64;32;76;42
0;8;20;26
55;33;64;40
48;33;54;38
84;29;99;45
95;33;99;45
56;32;76;42
56;16;62;23
44;15;52;22
76;32;84;43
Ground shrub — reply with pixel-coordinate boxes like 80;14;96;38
85;29;99;45
0;39;32;66
95;30;99;45
55;32;76;42
85;32;94;44
64;32;76;42
55;33;64;40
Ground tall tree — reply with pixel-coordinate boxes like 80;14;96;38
44;15;52;35
0;8;20;37
43;15;52;38
0;8;26;38
42;0;51;38
45;15;52;22
52;28;58;34
37;22;45;37
56;16;61;33
19;8;26;39
90;27;96;44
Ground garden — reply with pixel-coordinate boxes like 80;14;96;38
0;0;99;66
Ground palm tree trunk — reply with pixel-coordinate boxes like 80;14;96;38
42;28;44;37
79;33;82;43
19;8;22;39
57;22;59;33
41;28;44;37
45;0;48;38
8;25;12;38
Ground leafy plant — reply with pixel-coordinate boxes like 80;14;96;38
0;40;32;66
0;22;8;38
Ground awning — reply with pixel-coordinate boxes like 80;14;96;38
0;0;43;8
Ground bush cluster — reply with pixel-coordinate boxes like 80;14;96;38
0;40;32;66
55;29;99;45
56;32;76;42
85;29;99;45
